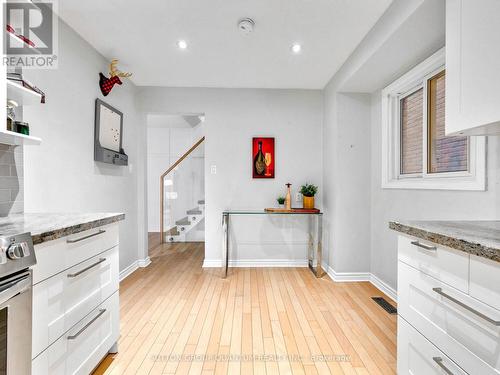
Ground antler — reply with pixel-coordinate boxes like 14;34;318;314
109;59;132;78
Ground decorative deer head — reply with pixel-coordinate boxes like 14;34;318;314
109;59;132;79
99;59;132;96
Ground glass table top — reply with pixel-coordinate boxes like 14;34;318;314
223;209;322;215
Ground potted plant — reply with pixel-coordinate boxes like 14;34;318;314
276;196;286;208
299;183;318;209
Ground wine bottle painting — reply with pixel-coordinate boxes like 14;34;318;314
252;137;275;178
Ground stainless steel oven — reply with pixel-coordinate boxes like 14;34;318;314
0;233;36;375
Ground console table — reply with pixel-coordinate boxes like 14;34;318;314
221;210;324;278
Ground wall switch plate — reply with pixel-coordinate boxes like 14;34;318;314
210;165;217;174
295;193;302;202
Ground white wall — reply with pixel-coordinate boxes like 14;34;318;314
22;19;147;271
323;92;372;274
137;88;323;264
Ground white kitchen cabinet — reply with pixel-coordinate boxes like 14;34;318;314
32;223;120;374
33;224;119;284
398;317;467;375
32;292;119;375
470;254;500;311
446;0;500;135
399;261;500;375
398;235;469;293
32;246;119;358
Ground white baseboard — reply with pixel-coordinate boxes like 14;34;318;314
323;263;397;302
119;257;151;281
370;273;397;302
203;259;308;268
138;257;151;268
323;263;371;282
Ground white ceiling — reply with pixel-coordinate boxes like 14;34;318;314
58;0;393;89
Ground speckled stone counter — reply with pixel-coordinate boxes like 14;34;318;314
390;220;500;263
0;213;125;245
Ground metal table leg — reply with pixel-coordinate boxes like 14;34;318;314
222;213;229;278
308;214;325;278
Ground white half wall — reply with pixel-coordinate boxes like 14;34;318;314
137;88;323;264
22;19;147;272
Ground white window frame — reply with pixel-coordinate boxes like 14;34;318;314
381;48;486;191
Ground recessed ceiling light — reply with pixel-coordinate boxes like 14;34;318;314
291;43;302;54
177;40;188;50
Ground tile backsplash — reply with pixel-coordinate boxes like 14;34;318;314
0;144;23;216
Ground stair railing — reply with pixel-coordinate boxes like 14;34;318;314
160;136;205;243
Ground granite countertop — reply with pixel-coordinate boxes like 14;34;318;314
389;220;500;262
0;213;125;245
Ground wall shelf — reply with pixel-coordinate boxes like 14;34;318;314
0;130;42;146
7;80;43;106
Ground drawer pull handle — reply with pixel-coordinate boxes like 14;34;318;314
67;229;106;243
411;241;437;251
433;357;455;375
67;258;106;278
433;287;500;326
67;309;106;340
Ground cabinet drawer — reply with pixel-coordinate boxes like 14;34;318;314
470;254;500;311
32;246;119;359
33;224;119;284
399;261;500;375
32;291;119;375
398;317;467;375
398;235;469;292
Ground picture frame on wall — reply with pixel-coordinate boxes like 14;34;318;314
252;137;275;178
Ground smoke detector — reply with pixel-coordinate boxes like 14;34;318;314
238;18;255;34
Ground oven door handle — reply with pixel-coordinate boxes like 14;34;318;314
0;272;31;305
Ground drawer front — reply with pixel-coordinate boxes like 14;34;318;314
398;317;467;375
398;234;469;292
33;223;119;284
470;254;500;311
399;260;500;375
32;246;119;359
32;291;119;375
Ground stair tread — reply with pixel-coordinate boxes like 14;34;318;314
176;217;191;225
165;227;179;236
187;208;202;214
198;200;205;204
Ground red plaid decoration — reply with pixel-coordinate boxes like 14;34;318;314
99;73;122;96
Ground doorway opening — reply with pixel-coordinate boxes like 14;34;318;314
146;114;205;256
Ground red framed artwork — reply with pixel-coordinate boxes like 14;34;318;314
252;137;275;178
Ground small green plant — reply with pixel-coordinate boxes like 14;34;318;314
300;183;318;197
277;196;286;205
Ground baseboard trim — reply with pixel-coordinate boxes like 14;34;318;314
119;257;151;281
119;261;138;281
138;257;151;268
323;263;371;282
323;263;397;302
203;259;308;268
370;273;397;302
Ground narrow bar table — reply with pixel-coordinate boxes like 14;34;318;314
221;210;324;278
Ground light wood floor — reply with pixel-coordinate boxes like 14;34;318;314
93;241;397;375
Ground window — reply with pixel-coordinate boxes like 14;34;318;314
381;48;486;190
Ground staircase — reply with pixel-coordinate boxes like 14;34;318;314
160;137;205;244
165;199;205;242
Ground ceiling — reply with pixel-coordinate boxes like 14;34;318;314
58;0;393;89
